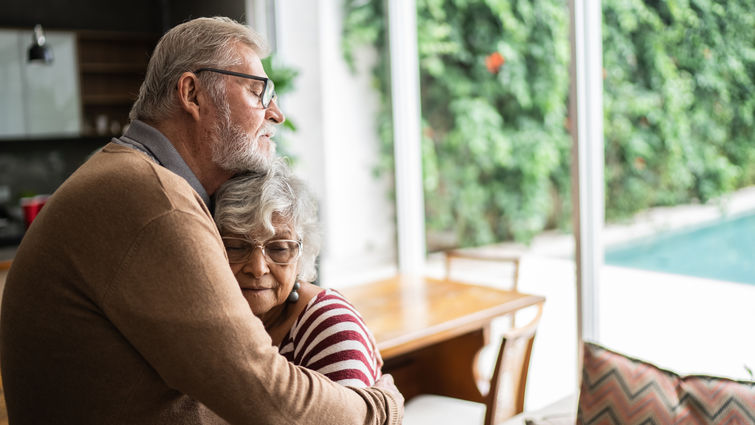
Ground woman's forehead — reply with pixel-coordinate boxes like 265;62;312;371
247;215;296;240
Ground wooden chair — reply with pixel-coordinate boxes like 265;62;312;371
444;248;522;327
405;249;541;424
482;302;543;424
403;301;544;425
443;248;521;290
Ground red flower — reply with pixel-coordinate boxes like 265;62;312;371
485;52;505;74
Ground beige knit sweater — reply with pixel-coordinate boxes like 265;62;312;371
0;143;401;424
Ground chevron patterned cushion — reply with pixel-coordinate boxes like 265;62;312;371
577;342;755;425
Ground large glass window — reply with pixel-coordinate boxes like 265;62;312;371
599;0;755;380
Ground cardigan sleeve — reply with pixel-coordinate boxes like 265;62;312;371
101;210;402;425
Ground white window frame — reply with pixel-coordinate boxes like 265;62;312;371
568;0;604;357
386;0;605;365
386;0;426;274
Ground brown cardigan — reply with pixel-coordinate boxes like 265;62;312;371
0;143;401;424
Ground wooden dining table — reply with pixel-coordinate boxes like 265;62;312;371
339;274;545;403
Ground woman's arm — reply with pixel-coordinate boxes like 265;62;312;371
280;289;383;387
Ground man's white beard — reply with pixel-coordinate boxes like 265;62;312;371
211;101;274;174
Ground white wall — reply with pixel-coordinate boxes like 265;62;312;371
274;0;397;287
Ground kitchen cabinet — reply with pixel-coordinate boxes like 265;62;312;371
76;31;157;137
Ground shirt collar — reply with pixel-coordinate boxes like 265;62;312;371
115;120;212;208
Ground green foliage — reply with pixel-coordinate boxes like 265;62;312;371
602;0;755;219
343;0;571;247
262;55;299;158
343;0;755;248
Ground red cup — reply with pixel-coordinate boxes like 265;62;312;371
21;195;49;229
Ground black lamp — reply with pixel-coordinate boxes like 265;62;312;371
28;24;54;64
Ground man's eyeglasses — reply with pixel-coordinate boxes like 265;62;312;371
222;237;302;265
194;67;277;109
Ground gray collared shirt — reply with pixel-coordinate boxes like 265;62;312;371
113;120;212;209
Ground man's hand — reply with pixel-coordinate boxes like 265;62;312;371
374;373;404;417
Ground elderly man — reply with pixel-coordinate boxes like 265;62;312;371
0;17;402;424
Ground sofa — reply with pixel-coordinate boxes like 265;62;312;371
504;342;755;425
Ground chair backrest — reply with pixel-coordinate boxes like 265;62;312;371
444;247;522;332
443;249;521;292
483;302;543;425
443;248;542;424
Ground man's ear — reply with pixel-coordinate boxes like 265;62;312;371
176;72;202;121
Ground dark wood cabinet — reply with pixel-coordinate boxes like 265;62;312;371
76;31;158;137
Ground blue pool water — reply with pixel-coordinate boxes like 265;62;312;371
605;213;755;285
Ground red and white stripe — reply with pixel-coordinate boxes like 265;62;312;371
279;289;382;387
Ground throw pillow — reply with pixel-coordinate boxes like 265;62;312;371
578;342;755;425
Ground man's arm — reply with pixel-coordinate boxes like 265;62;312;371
102;210;403;424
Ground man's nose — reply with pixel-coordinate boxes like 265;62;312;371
266;99;285;124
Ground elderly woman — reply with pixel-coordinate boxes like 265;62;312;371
213;159;382;388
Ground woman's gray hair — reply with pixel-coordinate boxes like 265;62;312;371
214;159;321;282
129;16;269;123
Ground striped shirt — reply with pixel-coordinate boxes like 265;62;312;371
279;289;382;387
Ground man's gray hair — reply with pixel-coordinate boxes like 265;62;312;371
129;16;269;123
214;159;321;282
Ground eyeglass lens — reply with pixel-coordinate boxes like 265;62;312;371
223;238;299;264
263;80;276;108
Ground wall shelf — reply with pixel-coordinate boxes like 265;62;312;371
76;31;157;136
79;63;146;73
81;94;137;105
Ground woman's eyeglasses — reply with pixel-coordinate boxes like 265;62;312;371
222;237;302;265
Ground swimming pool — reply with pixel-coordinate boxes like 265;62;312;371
605;213;755;285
